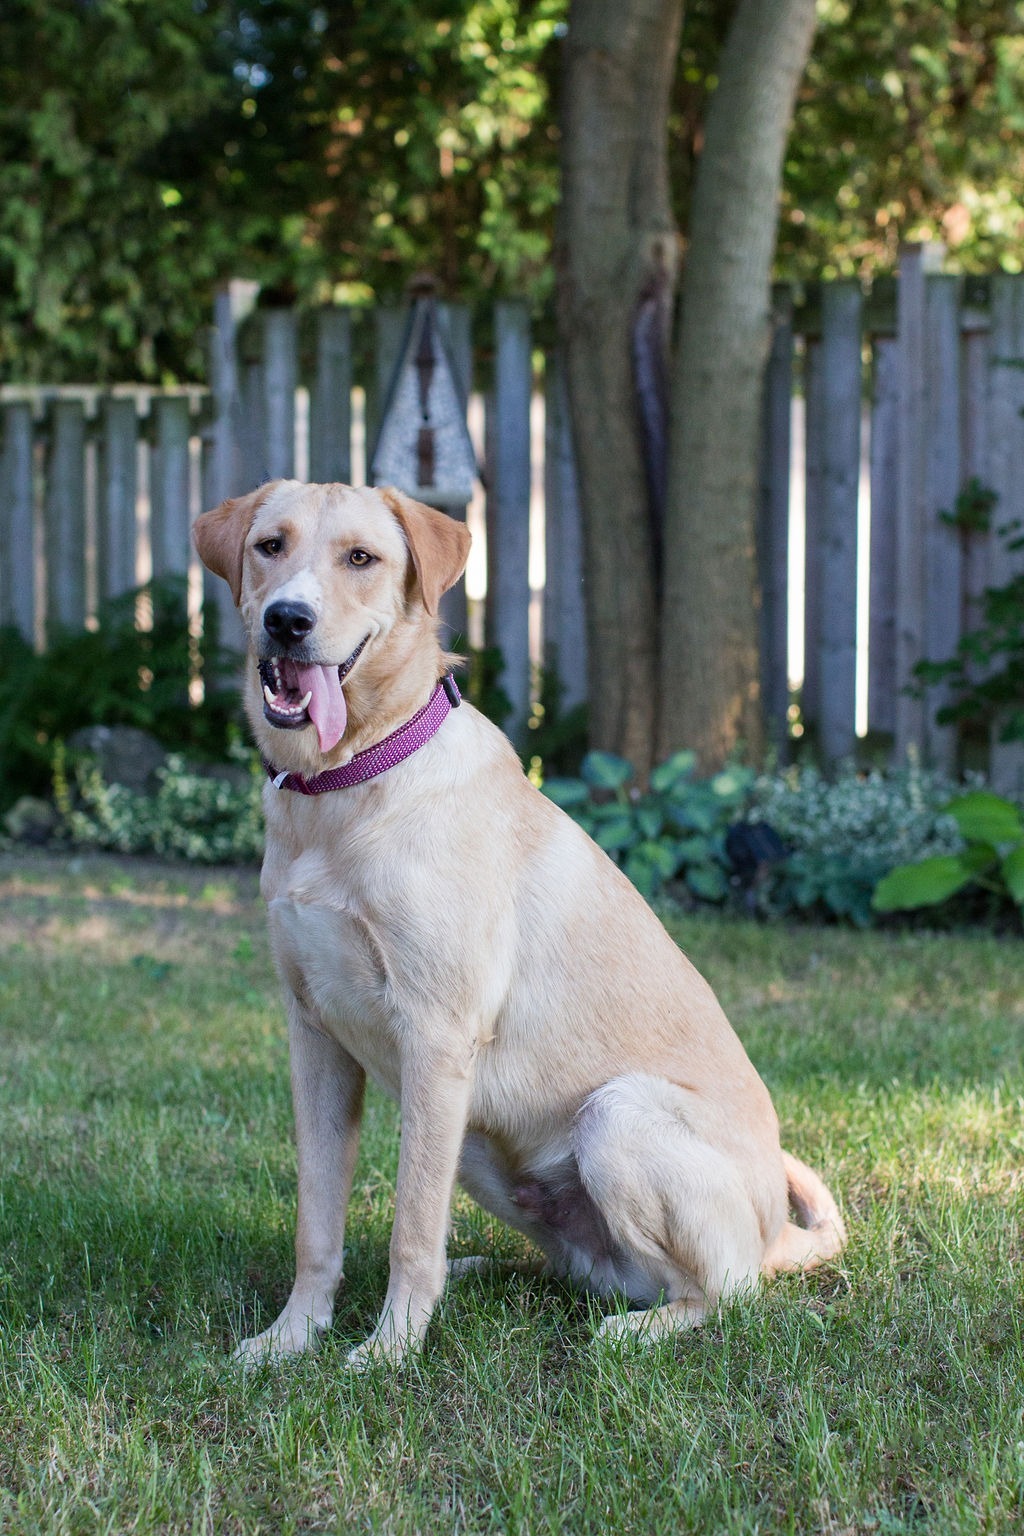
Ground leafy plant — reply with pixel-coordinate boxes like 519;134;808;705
873;790;1024;919
542;750;752;902
54;747;265;865
0;579;242;812
766;850;886;930
526;662;588;778
938;476;998;536
748;760;970;925
451;643;513;735
913;512;1024;745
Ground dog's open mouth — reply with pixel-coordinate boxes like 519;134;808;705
258;636;369;753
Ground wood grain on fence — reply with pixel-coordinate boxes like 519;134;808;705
44;400;88;640
0;402;35;643
817;280;861;766
801;334;824;732
923;275;962;772
309;308;352;485
987;274;1024;794
543;350;588;713
868;337;899;737
98;397;138;603
758;288;792;751
486;300;533;742
151;396;192;585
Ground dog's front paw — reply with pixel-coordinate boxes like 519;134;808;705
345;1315;426;1371
345;1329;420;1371
232;1310;328;1367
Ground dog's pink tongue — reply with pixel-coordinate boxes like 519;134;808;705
295;664;347;754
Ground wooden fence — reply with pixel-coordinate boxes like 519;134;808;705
768;247;1024;793
2;250;1023;788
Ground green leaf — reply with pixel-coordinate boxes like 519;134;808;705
623;857;656;901
871;849;995;912
634;803;663;840
942;790;1024;846
593;814;637;853
633;839;678;878
649;751;696;794
1000;845;1024;905
624;840;678;895
541;777;590;809
579;751;633;791
665;796;717;835
686;864;729;902
675;834;713;863
710;766;754;801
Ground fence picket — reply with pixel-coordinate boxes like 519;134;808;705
543;350;588;712
868;337;899;736
817;282;862;766
44;400;88;639
1;402;36;643
922;276;963;771
801;335;824;730
960;312;990;637
203;295;247;650
262;310;298;481
759;290;792;752
97;397;138;604
894;245;931;760
487;301;533;742
309;307;352;484
367;306;406;463
150;397;192;585
987;273;1024;794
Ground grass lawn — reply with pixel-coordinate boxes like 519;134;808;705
0;849;1022;1535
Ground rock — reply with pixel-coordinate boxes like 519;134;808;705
4;796;59;844
193;761;254;789
67;725;168;793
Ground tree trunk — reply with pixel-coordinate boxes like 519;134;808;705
556;0;683;776
658;0;818;770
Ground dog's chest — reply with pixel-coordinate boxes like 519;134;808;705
267;894;403;1097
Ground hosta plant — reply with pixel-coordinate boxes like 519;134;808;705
872;790;1024;919
542;750;752;902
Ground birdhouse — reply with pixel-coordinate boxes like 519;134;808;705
369;281;480;510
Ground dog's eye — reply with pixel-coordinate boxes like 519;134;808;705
348;548;375;568
256;537;284;558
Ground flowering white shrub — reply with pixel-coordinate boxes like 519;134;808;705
747;760;969;867
57;750;265;864
742;759;997;924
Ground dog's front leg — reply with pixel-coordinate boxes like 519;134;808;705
235;1003;365;1363
347;1050;472;1369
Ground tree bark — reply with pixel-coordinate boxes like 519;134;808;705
556;0;683;775
658;0;818;770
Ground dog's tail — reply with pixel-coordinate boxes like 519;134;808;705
761;1151;847;1277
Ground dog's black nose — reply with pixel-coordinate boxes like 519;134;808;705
264;600;316;646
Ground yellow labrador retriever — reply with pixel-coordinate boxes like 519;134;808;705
194;479;845;1367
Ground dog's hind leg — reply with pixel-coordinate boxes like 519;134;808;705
571;1073;780;1341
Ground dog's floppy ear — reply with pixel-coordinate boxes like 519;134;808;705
380;488;472;617
193;484;278;606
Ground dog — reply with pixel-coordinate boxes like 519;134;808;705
194;479;845;1367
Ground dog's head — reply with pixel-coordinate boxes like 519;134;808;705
194;480;471;763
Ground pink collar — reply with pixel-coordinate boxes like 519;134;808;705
265;674;461;795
